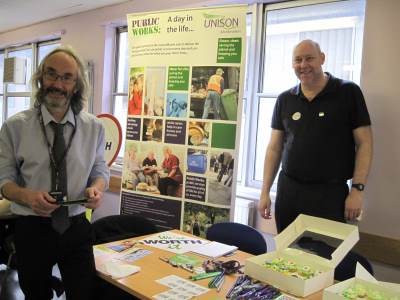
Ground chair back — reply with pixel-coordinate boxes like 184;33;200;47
206;222;267;255
297;237;374;280
92;214;158;244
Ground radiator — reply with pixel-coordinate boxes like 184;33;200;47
234;197;255;227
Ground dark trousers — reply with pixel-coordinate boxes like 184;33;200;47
15;214;95;300
275;171;348;233
159;177;179;195
217;164;227;182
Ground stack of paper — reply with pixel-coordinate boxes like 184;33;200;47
103;261;141;279
190;241;238;258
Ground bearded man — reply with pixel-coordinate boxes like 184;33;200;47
0;47;109;300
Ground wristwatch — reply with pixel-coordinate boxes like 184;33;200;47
351;183;365;191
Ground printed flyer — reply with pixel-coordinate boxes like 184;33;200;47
120;5;247;237
138;231;209;254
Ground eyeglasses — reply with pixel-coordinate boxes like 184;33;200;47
44;71;76;84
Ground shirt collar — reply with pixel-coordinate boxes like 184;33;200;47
41;105;76;127
290;72;337;97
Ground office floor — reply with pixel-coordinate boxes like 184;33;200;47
370;260;400;284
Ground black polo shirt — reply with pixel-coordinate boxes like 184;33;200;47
271;73;371;182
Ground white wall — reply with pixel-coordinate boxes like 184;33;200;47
358;0;400;239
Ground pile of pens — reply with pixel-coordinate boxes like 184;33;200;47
208;270;225;291
226;275;282;300
189;270;226;292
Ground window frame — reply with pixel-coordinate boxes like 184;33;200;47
240;0;366;195
0;50;4;124
236;4;265;195
2;44;34;121
111;26;128;167
0;39;60;123
112;26;128;100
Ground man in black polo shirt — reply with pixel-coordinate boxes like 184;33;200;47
259;39;373;232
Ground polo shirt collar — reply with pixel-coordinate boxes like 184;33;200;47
290;72;338;97
41;104;75;127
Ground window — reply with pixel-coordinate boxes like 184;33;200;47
0;40;60;123
4;47;33;117
236;13;253;183
38;42;60;63
111;0;366;196
0;51;4;124
0;96;3;125
112;27;128;162
6;48;33;94
0;51;4;94
7;97;31;118
241;0;366;193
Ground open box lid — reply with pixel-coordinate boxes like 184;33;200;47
324;263;400;298
355;263;400;292
274;214;359;267
355;262;377;282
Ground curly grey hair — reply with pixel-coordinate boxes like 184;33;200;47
31;46;89;114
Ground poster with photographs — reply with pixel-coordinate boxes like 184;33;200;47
121;5;247;232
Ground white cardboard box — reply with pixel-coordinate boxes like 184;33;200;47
323;263;400;300
245;214;359;297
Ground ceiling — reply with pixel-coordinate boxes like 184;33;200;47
0;0;131;34
0;0;282;34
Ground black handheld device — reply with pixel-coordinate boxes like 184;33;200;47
49;191;88;205
49;191;67;204
60;198;89;206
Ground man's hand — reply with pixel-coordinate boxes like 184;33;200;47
26;190;59;217
259;191;272;219
345;190;363;221
84;187;103;209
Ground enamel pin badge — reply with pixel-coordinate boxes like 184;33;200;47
292;112;301;121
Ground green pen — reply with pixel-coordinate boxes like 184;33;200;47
190;271;222;281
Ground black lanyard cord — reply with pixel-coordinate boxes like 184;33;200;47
38;106;77;172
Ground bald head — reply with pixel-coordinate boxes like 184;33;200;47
293;39;322;55
292;39;326;88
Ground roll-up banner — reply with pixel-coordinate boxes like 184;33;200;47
120;5;247;237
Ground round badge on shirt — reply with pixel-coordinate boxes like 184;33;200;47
292;112;301;121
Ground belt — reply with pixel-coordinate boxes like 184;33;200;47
282;171;346;185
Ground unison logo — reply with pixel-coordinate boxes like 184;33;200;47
203;13;239;29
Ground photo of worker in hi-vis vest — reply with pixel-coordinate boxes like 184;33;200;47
190;66;240;121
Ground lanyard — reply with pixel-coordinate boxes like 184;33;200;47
38;106;77;176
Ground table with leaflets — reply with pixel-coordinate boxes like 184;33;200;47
94;229;323;300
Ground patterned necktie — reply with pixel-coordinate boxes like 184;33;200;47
50;122;70;234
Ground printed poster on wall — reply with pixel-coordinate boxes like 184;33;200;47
120;5;247;236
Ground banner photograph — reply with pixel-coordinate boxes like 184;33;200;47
120;5;247;237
